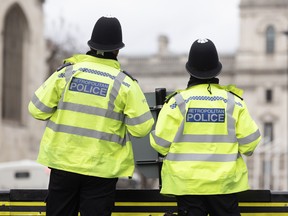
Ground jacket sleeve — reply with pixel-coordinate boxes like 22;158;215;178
28;70;66;120
236;102;261;156
124;81;154;137
150;98;182;156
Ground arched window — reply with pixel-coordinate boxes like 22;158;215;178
264;122;274;143
266;25;275;54
2;4;28;123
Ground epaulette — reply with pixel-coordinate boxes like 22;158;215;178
165;91;178;103
56;62;73;72
224;85;244;100
122;70;138;82
228;91;243;100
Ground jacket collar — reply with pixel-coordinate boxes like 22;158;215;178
187;76;219;88
64;54;121;70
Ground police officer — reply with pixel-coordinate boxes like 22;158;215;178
150;38;261;216
29;16;154;216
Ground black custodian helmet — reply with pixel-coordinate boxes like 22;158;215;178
87;16;125;52
186;38;222;79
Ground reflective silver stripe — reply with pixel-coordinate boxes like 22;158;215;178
176;134;237;143
31;94;55;113
125;111;153;126
61;64;74;100
173;94;187;144
64;65;74;83
166;153;238;162
173;92;237;143
238;129;261;145
108;72;126;112
151;131;171;148
47;120;126;144
174;93;186;115
226;92;236;135
58;101;124;121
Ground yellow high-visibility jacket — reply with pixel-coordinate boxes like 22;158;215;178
150;84;261;195
29;54;154;178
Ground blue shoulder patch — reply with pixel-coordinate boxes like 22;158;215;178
69;77;109;97
186;108;225;123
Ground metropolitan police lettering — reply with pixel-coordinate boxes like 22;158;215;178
69;77;109;97
186;108;225;123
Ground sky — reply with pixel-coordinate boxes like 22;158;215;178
43;0;240;56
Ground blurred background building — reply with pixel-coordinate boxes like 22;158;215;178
0;0;287;190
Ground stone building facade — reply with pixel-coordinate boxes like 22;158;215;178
0;0;46;161
0;0;287;190
235;0;288;190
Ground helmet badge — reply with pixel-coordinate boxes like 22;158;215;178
197;38;209;44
